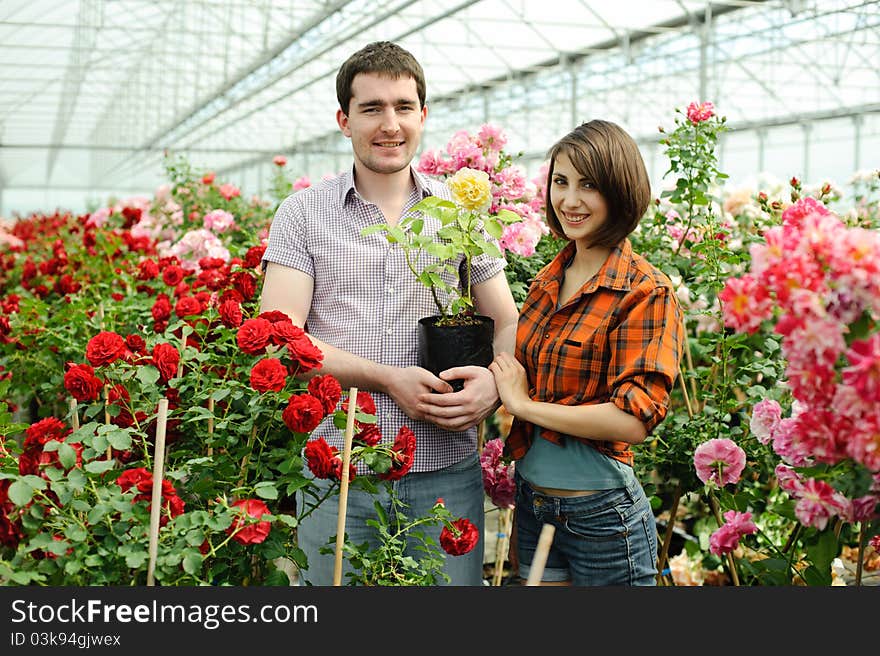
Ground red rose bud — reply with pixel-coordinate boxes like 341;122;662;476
202;172;215;185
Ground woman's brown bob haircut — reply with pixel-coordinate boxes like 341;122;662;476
336;41;426;115
545;120;651;248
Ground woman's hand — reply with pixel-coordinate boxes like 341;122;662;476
488;352;531;417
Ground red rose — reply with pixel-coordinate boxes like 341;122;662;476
151;294;172;321
237;318;273;355
116;467;151;492
137;259;159;280
125;334;147;353
174;295;203;318
63;363;103;402
244;245;266;269
219;288;243;305
198;257;226;270
24;417;70;451
226;499;272;545
196;268;228;291
86;331;126;367
117;467;185;527
107;384;134;428
378;426;416;481
282;394;325;434
344;391;377;431
440;517;479;556
218;299;242;328
307;374;342;415
286;334;323;374
270;321;304;346
231;271;256;300
304;437;341;479
355;424;382;447
258;310;292;325
162;266;185;287
152;342;180;382
202;172;215;185
249;358;287;393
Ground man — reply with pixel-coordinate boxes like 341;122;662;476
259;41;519;585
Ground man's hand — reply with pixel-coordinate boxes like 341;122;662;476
417;366;500;432
384;366;454;422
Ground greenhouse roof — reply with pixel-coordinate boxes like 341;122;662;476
1;0;879;214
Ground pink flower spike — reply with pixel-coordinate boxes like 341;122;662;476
694;438;746;487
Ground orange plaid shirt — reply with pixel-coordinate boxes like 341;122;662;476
504;238;684;467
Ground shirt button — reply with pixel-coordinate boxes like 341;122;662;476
386;328;393;335
544;333;550;339
387;288;394;294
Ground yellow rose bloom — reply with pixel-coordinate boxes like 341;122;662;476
447;168;492;212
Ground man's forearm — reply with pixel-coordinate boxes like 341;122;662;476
493;316;517;357
297;333;393;394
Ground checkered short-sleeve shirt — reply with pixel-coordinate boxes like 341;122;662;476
262;166;507;473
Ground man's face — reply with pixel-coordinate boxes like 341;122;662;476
337;72;427;175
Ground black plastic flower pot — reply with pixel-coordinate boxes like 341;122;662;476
418;314;495;392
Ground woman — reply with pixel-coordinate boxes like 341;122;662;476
489;120;685;586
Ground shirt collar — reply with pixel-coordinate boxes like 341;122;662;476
338;164;434;206
534;238;634;293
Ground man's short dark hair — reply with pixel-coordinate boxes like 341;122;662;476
545;119;651;247
336;41;426;114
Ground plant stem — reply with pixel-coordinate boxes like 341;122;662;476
855;522;866;586
656;483;683;585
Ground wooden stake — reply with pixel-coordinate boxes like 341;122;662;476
103;385;112;460
525;523;555;586
333;387;358;587
493;507;512;586
206;397;214;457
146;398;169;586
68;398;79;431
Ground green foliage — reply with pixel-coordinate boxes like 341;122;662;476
363;195;520;322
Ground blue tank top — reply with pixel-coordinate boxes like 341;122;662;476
517;428;634;491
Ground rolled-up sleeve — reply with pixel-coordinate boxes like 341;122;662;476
608;285;684;432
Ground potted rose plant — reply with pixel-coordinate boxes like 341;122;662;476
362;167;519;389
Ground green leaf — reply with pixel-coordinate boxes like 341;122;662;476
254;482;279;500
495;208;521;224
85;459;117;474
182;552;203;575
107;429;132;451
8;479;34;506
136;366;161;387
125;551;148;569
58;441;77;469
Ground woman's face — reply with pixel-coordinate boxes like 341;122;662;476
549;151;608;244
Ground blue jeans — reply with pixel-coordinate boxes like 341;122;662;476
296;452;485;586
515;472;657;586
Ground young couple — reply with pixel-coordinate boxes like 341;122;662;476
259;41;684;586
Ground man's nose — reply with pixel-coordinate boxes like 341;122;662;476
380;109;400;133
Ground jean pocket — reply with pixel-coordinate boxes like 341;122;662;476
558;489;633;541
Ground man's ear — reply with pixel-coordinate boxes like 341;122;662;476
336;108;351;137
